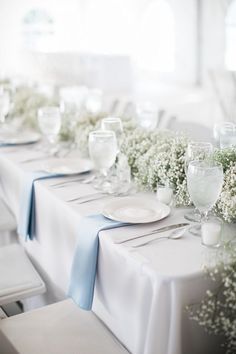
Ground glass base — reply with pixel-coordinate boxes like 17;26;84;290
184;210;201;222
188;224;201;236
201;241;220;248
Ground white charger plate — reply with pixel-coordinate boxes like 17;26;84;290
102;196;170;223
40;158;93;175
0;131;41;145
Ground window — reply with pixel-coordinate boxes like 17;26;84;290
225;0;236;70
81;0;133;55
22;8;54;51
133;0;175;73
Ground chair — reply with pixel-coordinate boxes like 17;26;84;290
0;244;46;307
168;119;214;142
0;299;129;354
0;199;46;310
0;199;16;233
0;199;17;247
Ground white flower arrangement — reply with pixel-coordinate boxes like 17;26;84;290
8;85;57;129
120;128;191;205
214;148;236;222
187;241;236;354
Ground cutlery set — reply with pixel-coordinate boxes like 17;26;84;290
17;153;190;246
115;223;190;247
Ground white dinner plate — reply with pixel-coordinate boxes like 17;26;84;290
0;131;41;145
102;196;170;223
40;158;93;175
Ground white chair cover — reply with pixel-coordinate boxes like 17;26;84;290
0;299;129;354
0;244;46;306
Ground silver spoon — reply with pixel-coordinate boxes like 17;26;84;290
132;227;188;248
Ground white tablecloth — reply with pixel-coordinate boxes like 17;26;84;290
0;147;224;354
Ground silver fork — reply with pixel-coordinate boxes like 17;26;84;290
66;192;104;203
50;176;89;188
77;195;110;204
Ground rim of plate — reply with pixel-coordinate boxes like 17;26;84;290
102;196;170;223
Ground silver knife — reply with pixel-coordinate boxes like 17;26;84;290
20;155;47;163
115;223;189;244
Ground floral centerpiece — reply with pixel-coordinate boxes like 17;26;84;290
2;77;236;221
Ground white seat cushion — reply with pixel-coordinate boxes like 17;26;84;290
0;299;129;354
0;244;45;305
0;199;16;232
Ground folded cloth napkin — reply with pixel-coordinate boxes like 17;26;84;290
17;171;62;241
68;214;129;310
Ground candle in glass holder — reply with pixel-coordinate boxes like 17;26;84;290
201;218;222;247
156;185;173;205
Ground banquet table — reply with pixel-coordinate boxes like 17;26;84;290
0;146;225;354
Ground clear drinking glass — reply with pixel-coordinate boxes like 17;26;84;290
0;90;10;126
201;216;222;248
59;85;88;115
219;122;236;149
156;184;173;206
37;107;61;150
187;160;224;236
101;117;130;193
88;130;118;189
101;117;123;149
136;101;159;130
85;89;103;115
184;142;213;222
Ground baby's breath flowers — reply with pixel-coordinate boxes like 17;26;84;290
187;241;236;354
75;114;137;156
213;148;236;222
121;128;191;205
9;85;57;129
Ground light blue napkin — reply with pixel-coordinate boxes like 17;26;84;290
68;214;129;310
17;171;62;241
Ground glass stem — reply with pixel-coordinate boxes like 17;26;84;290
201;211;209;223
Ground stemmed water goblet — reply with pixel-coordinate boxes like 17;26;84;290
85;89;103;115
184;142;213;222
100;117;131;193
101;117;123;149
219;122;236;149
136;101;159;130
88;130;118;190
37;107;61;154
187;160;224;236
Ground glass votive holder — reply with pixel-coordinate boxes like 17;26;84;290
156;184;173;206
201;217;222;248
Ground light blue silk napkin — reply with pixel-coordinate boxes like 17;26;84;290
17;171;62;241
68;214;129;311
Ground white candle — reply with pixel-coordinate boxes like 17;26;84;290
201;222;221;246
156;187;173;205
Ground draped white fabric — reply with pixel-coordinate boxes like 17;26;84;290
0;149;224;354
